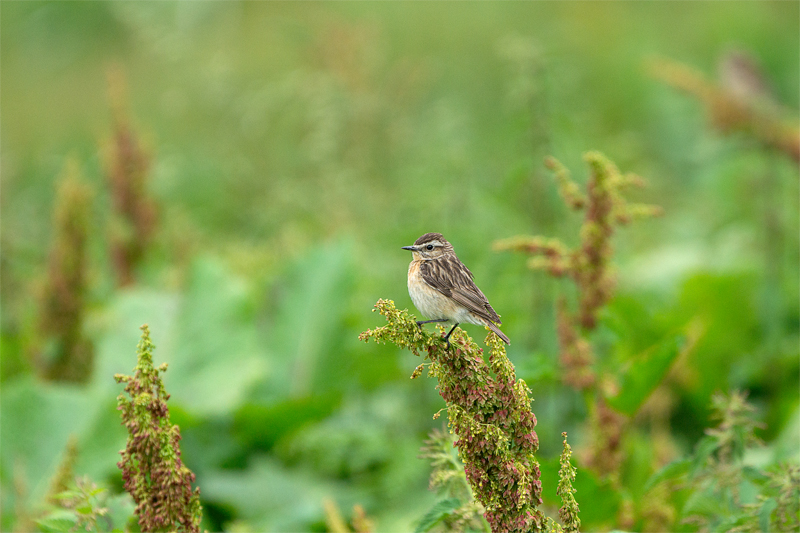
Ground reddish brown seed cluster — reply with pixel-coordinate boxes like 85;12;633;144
115;325;201;533
496;151;661;392
495;152;661;481
104;67;158;287
36;160;94;383
648;55;799;163
361;299;545;533
556;299;595;390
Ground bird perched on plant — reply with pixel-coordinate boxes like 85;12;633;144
402;232;510;347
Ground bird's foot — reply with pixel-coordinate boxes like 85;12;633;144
442;323;458;350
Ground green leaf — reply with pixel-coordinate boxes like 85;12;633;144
414;498;462;533
232;394;340;452
643;458;691;493
91;288;180;394
169;258;269;416
670;273;761;411
35;510;78;533
689;436;719;478
94;260;270;417
742;465;770;484
258;240;354;400
200;456;365;531
759;498;778;533
606;334;685;416
682;488;727;517
104;492;136;532
75;503;93;515
712;515;742;533
73;397;129;481
0;379;102;512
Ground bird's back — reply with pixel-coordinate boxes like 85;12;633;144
419;254;502;325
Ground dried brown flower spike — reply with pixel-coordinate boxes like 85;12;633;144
361;299;546;533
104;66;158;286
36;159;94;383
115;324;202;533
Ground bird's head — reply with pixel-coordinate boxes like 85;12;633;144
402;232;454;260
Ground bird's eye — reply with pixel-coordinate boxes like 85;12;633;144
426;244;434;250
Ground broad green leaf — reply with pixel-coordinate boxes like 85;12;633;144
0;379;101;513
168;257;269;416
759;498;778;533
606;334;685;416
252;239;354;402
742;465;770;484
104;492;137;532
772;403;800;463
682;488;727;517
74;397;128;481
0;380;131;528
670;273;761;411
712;515;743;533
35;510;78;533
90;288;180;394
75;503;92;515
201;456;365;531
278;389;412;479
95;259;270;417
414;498;462;533
643;458;691;493
232;394;340;451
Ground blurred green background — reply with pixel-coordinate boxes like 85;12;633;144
1;2;798;531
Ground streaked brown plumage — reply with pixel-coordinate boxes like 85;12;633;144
402;232;510;346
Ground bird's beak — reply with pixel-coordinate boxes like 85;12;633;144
402;245;416;251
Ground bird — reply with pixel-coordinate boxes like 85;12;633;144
402;232;510;347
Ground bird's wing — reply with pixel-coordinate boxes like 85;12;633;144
420;257;502;325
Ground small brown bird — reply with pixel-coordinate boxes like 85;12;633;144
402;232;510;346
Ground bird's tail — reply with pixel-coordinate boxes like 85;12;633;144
486;321;510;345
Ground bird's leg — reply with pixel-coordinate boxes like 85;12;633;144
416;318;449;329
443;323;459;349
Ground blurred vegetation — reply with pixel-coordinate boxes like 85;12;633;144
1;2;798;532
496;151;671;505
